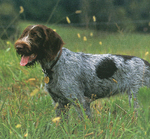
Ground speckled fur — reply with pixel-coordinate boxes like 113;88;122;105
44;48;150;117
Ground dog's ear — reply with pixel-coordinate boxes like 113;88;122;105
43;28;64;60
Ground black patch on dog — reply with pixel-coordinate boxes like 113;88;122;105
115;55;135;62
116;55;150;67
142;59;150;67
96;58;117;79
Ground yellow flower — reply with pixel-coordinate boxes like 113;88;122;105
99;41;102;45
6;41;10;45
24;133;28;137
83;36;87;41
75;10;82;14
148;22;150;26
52;117;61;123
112;79;117;83
84;132;94;137
77;33;81;38
53;29;56;32
19;6;24;14
10;130;12;134
54;102;59;110
30;89;39;97
16;124;21;128
90;32;93;37
93;16;96;22
145;51;149;56
66;16;71;24
27;78;36;81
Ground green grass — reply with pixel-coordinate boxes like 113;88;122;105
1;21;150;138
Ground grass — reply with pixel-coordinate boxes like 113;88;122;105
1;21;150;138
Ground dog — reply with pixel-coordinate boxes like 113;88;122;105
15;24;150;118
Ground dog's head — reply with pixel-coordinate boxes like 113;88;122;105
14;25;64;66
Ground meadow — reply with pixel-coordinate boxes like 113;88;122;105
1;21;150;138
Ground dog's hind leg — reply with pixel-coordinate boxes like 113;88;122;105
127;89;139;109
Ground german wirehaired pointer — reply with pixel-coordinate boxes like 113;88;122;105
15;25;150;118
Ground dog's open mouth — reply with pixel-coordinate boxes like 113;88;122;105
20;54;37;66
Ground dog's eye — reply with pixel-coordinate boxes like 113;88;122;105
33;33;37;37
31;32;37;37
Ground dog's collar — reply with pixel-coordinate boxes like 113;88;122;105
42;48;62;76
50;48;62;70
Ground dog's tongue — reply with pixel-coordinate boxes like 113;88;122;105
20;55;30;66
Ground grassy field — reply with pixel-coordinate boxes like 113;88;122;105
1;22;150;138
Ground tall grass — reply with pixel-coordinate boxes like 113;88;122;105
1;20;150;138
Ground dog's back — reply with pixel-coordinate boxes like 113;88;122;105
46;48;150;109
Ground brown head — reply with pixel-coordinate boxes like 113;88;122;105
14;25;64;66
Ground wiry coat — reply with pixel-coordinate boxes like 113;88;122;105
44;48;150;117
15;25;150;118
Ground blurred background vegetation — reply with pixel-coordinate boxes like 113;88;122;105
1;0;150;39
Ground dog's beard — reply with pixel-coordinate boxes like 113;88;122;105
17;46;48;67
16;46;39;67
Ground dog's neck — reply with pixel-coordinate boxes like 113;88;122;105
40;49;62;74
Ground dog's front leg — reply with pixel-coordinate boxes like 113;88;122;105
47;89;70;119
